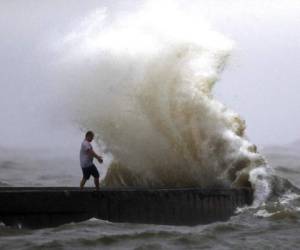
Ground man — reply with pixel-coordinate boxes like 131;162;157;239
79;131;103;190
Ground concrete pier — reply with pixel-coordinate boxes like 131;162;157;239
0;187;253;228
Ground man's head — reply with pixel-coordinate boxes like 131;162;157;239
85;131;94;142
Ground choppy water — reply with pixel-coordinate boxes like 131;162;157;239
1;213;300;250
0;145;300;250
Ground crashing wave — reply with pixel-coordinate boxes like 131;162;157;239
57;2;267;190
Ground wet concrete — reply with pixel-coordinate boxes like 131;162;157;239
0;187;253;228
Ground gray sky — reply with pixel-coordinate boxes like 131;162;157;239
0;0;299;149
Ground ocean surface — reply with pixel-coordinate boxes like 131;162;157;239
0;144;299;250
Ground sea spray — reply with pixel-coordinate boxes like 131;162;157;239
56;3;267;189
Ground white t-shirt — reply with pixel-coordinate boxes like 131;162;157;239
80;140;93;168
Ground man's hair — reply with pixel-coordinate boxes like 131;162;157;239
85;131;94;138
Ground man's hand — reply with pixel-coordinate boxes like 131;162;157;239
97;155;103;163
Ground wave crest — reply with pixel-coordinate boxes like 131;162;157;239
58;4;266;188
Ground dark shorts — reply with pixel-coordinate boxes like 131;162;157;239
82;164;100;180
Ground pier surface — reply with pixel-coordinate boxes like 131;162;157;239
0;187;253;228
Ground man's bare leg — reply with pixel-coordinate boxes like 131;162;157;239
80;177;87;190
94;177;100;190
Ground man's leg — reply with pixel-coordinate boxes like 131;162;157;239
94;177;100;190
80;177;87;190
91;164;100;190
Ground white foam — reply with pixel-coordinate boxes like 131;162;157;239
249;167;272;206
254;209;278;218
279;190;300;205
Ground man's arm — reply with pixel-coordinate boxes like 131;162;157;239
87;148;103;163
